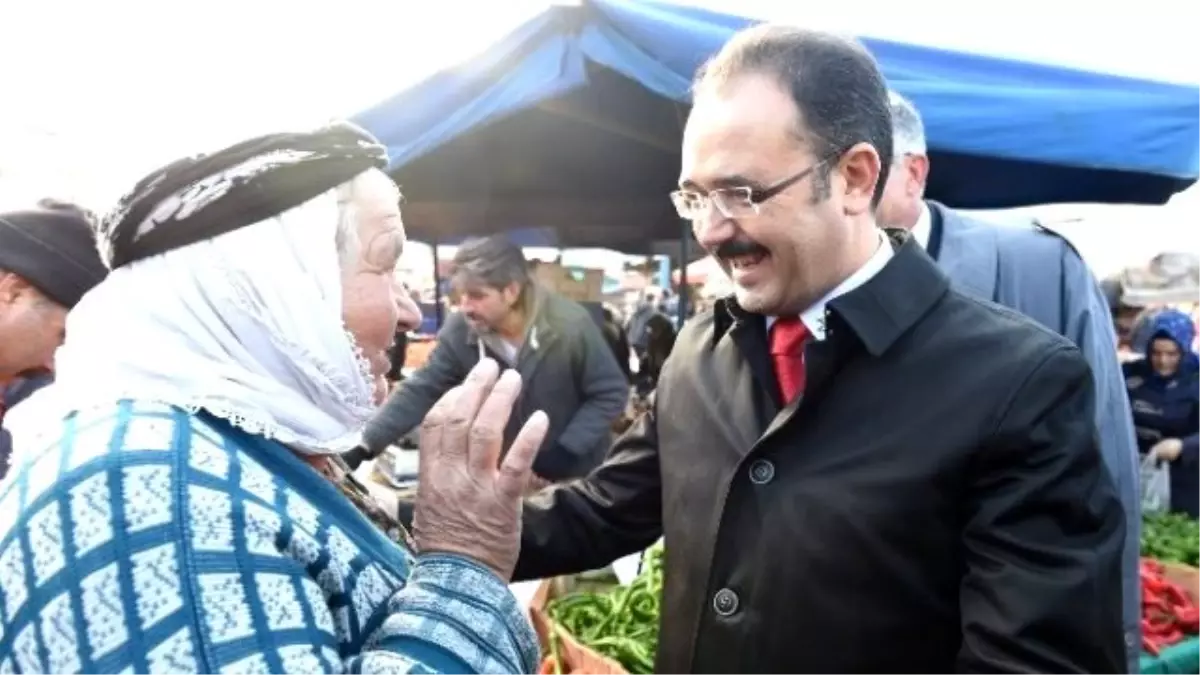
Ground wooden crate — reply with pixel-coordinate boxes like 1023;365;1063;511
1161;561;1200;603
529;578;630;674
535;264;604;303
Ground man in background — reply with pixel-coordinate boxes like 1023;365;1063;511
625;288;663;359
599;303;633;383
347;235;628;486
0;199;108;476
876;91;1142;669
626;288;676;389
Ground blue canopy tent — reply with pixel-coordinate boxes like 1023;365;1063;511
354;0;1199;253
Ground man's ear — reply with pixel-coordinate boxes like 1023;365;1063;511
504;282;523;308
908;154;930;198
0;272;32;305
837;141;882;217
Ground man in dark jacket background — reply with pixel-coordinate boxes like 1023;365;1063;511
0;199;109;477
348;235;628;485
626;288;664;357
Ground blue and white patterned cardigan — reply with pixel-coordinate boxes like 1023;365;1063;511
0;400;539;674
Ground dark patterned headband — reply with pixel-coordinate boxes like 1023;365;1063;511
100;121;389;269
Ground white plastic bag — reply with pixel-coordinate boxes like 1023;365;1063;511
1140;452;1172;514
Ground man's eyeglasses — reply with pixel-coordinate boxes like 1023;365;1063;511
670;152;839;221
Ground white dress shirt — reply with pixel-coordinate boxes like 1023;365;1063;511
768;230;893;340
910;201;932;251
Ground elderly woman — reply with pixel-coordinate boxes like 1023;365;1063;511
1125;308;1200;518
0;124;546;673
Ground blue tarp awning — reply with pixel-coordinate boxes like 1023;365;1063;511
355;0;1199;251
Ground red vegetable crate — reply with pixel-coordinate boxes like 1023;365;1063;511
1141;559;1200;656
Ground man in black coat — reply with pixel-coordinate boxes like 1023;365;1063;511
513;24;1126;673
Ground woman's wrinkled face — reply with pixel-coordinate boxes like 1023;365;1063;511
340;172;421;378
1150;336;1183;377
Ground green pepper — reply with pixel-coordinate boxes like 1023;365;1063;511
1141;512;1200;566
544;542;666;673
549;626;564;675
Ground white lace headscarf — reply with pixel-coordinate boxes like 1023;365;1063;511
5;184;377;456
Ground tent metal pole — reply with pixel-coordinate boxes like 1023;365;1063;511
432;238;443;330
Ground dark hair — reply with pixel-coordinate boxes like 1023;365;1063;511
694;24;894;206
37;197;98;228
452;235;531;291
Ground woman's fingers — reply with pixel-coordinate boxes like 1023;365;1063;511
418;360;543;496
468;369;524;476
418;384;462;466
440;359;500;462
497;410;550;499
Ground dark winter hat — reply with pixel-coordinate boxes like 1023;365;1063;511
100;120;388;269
0;205;108;308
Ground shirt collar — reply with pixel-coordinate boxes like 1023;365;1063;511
767;230;894;341
715;230;951;358
910;202;932;250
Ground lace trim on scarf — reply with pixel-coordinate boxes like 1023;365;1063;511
8;323;375;458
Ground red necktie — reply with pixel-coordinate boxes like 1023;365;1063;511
770;317;809;404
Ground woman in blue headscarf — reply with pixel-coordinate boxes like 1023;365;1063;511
1124;308;1199;518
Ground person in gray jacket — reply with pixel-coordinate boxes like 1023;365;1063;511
347;235;629;485
878;92;1142;670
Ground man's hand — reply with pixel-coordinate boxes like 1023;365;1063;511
412;358;549;580
1153;438;1184;462
341;444;375;471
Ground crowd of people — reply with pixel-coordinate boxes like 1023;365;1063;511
0;19;1191;675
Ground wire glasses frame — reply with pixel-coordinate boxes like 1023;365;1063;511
669;151;840;221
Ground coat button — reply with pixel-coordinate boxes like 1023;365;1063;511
748;459;775;485
713;588;740;616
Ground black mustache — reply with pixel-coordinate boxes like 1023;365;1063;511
715;239;769;260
